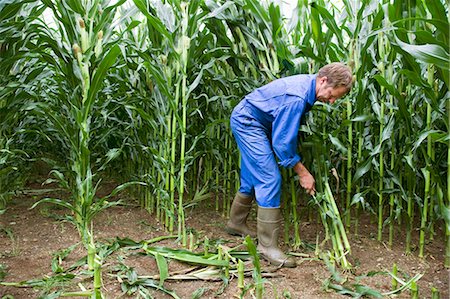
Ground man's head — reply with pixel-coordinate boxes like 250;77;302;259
315;63;353;104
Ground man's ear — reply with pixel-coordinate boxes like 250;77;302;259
318;76;328;86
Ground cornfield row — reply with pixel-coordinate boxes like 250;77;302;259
0;0;449;294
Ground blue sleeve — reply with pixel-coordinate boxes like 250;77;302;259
271;97;306;168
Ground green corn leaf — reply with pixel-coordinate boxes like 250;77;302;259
191;287;208;299
424;0;449;41
30;198;79;216
87;44;121;114
404;152;415;170
268;2;281;32
0;0;35;21
51;243;78;274
371;116;395;156
132;0;173;44
394;35;450;71
311;2;343;47
107;181;147;198
138;278;181;299
186;68;205;99
398;69;429;87
125;20;141;31
397;69;437;110
205;1;236;19
146;247;229;267
88;200;124;221
155;253;168;286
64;0;84;14
140;58;171;99
440;206;450;232
297;45;326;63
244;235;263;293
353;284;383;298
353;158;373;183
44;169;70;190
310;5;322;45
98;148;122;170
326;282;359;297
328;134;348;155
244;0;270;31
351;115;373;122
412;129;445;151
144;235;178;245
103;0;127;15
383;273;423;296
373;75;402;100
124;104;158;124
350;191;369;207
381;116;395;142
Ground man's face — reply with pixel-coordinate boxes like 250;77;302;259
316;77;348;104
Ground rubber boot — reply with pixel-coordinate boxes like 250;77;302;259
225;192;256;238
256;206;296;268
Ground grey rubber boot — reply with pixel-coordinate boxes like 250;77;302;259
225;192;256;238
256;206;296;268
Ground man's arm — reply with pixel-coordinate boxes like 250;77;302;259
293;161;315;196
271;99;305;168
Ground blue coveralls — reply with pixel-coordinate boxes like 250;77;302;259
230;74;317;208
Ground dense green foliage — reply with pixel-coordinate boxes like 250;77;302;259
0;0;449;295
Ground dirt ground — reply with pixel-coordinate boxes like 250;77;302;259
0;181;449;299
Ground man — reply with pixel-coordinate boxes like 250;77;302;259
226;62;352;268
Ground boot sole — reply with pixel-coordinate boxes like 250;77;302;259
225;227;255;238
259;253;297;268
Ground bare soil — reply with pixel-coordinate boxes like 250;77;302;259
0;181;448;299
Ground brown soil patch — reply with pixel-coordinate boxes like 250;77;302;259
1;183;448;298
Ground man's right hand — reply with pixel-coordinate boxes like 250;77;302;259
293;162;316;196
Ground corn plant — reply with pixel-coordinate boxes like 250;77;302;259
0;1;142;297
1;0;449;277
298;0;448;262
0;1;42;213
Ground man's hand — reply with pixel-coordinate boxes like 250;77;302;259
293;162;316;196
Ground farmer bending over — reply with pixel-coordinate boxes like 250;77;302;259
226;63;352;268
